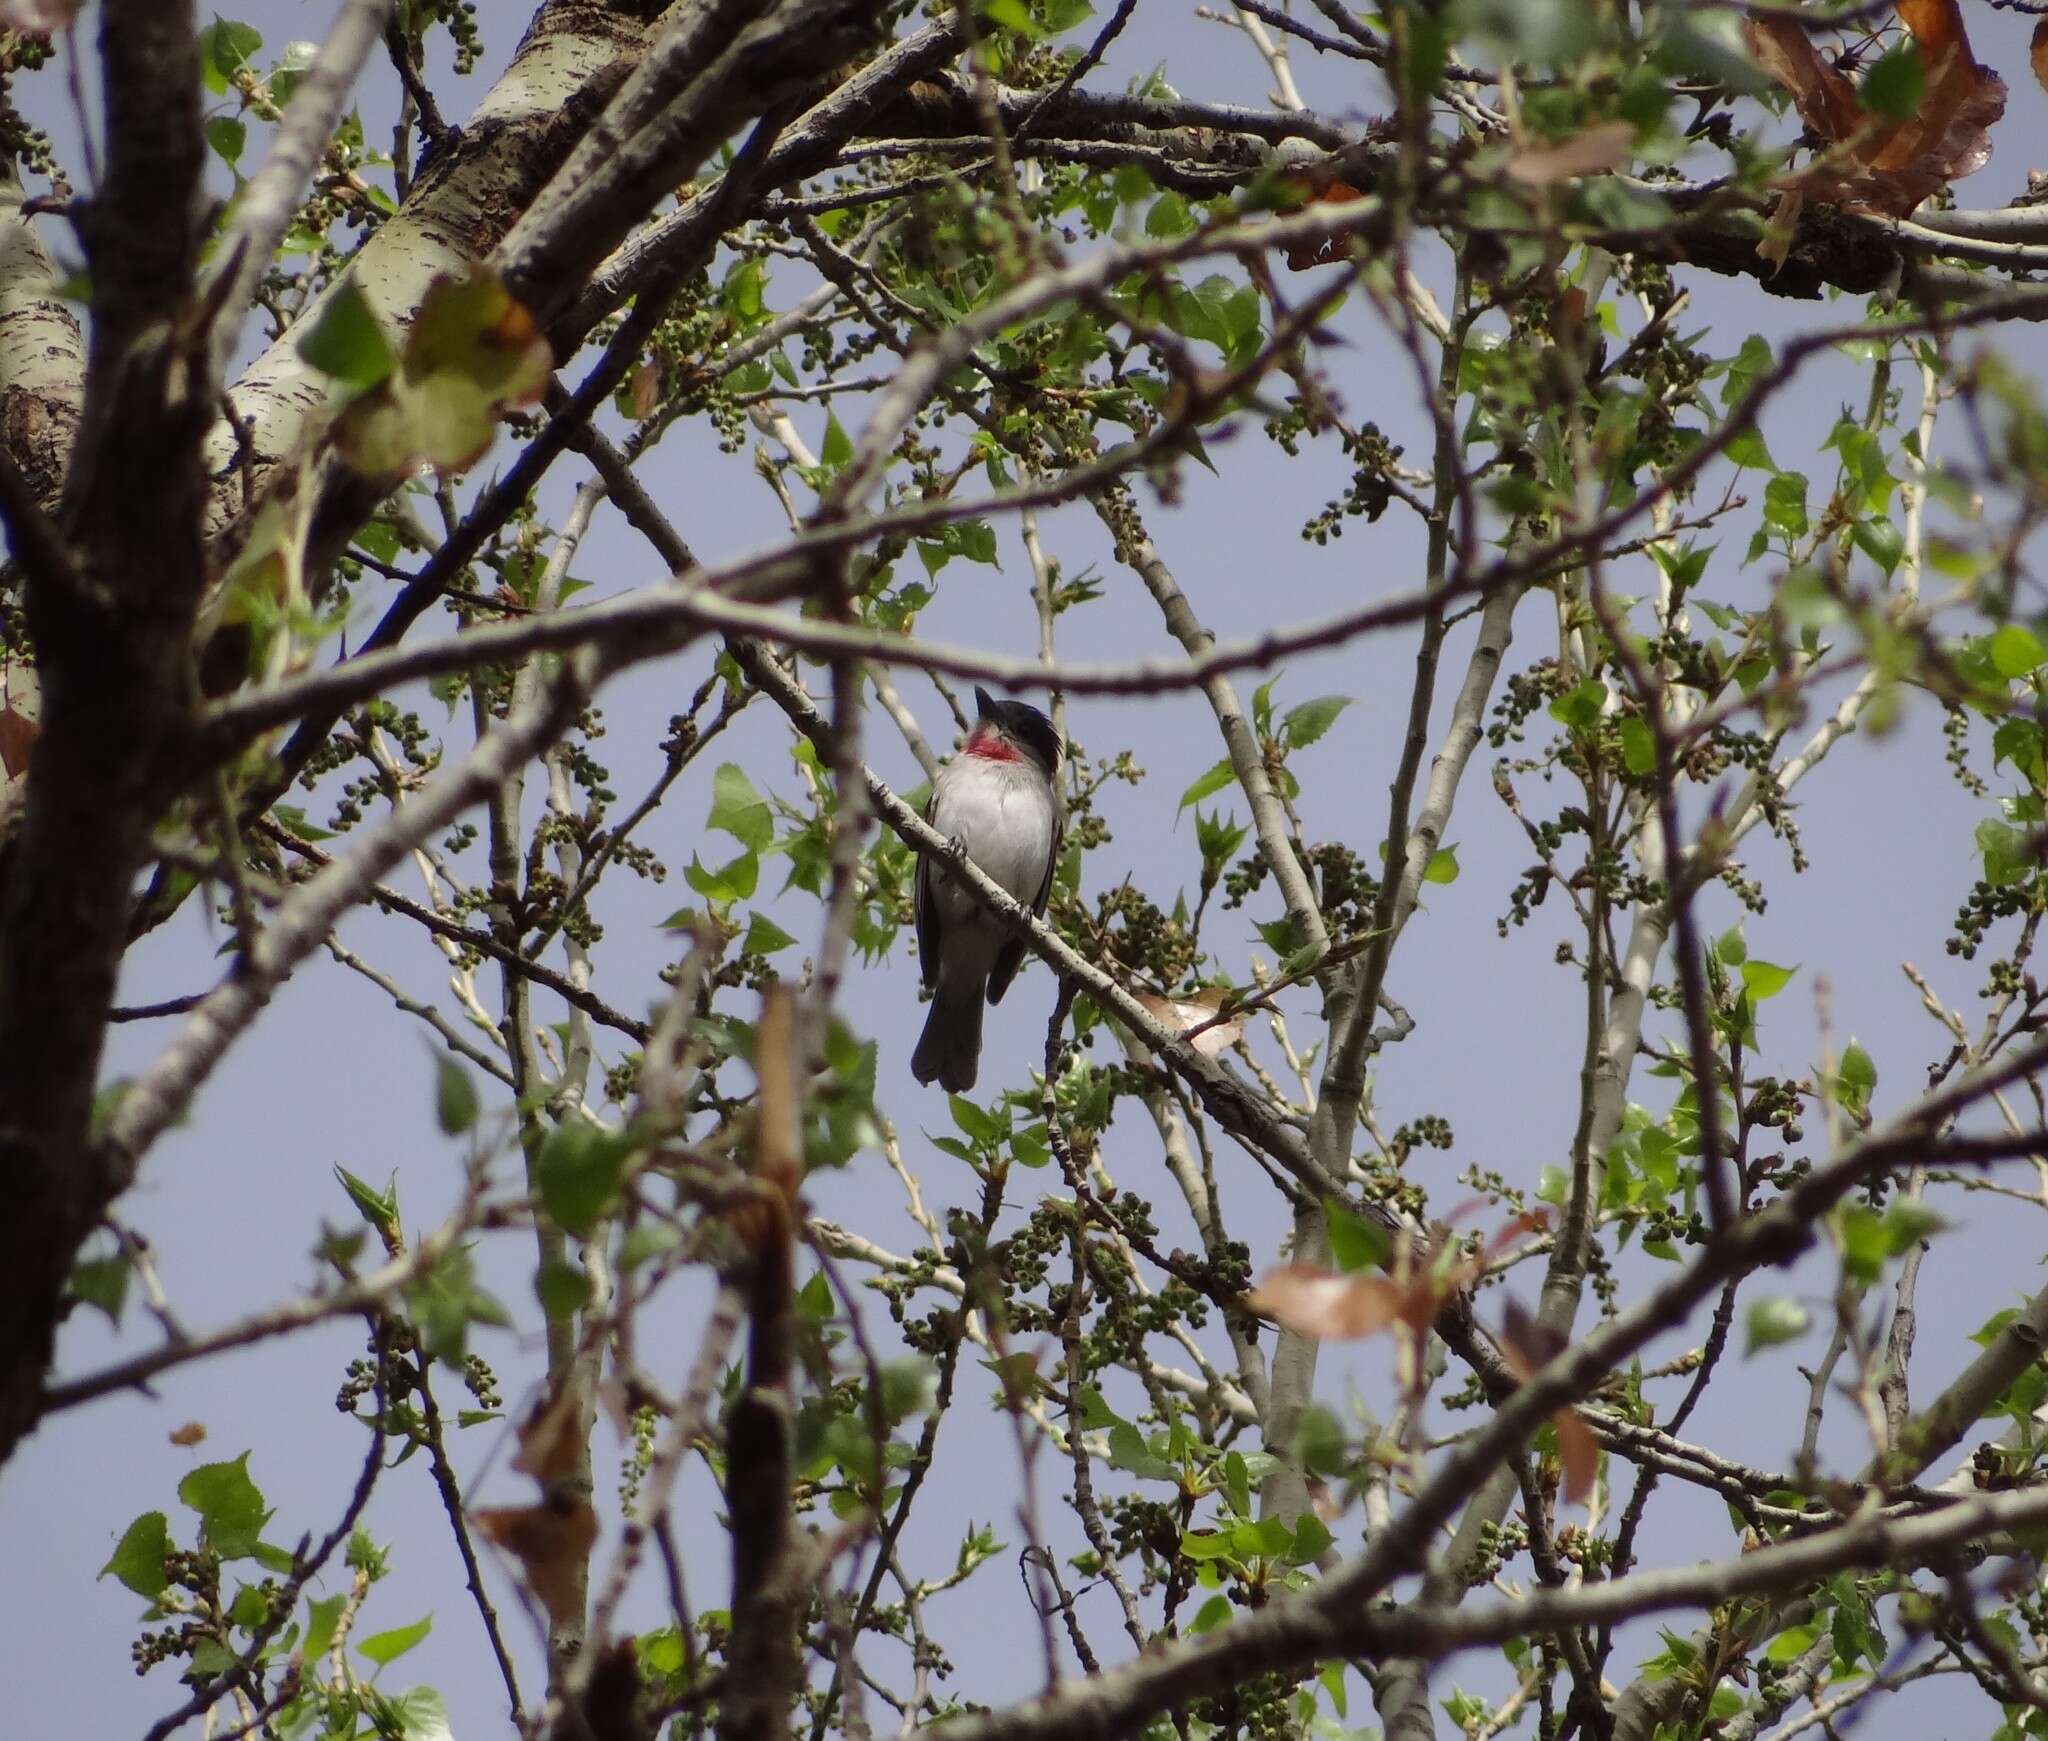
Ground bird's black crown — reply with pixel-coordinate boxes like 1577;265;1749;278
974;685;1062;773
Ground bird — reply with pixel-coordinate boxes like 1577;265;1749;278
911;686;1064;1093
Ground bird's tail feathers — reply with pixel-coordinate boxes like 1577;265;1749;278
911;977;986;1093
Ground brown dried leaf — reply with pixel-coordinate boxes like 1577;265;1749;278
2033;18;2048;97
474;1493;599;1625
1504;121;1636;188
1132;985;1246;1059
510;1377;586;1485
0;700;36;780
1280;176;1366;270
1497;1295;1569;1379
1743;17;1863;142
1746;1;2006;225
0;0;81;30
1245;1265;1403;1339
629;361;661;421
1554;1405;1600;1504
167;1421;207;1448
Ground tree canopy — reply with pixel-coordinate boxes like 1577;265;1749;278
6;3;2048;1741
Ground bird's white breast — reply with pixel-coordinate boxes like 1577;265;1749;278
931;757;1056;906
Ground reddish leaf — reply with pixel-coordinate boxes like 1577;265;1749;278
0;0;81;31
1133;985;1246;1059
474;1493;599;1624
2033;18;2048;97
1245;1265;1403;1339
1744;2;2007;224
1497;1295;1569;1378
509;1376;586;1485
0;701;35;780
629;361;661;420
1553;1406;1600;1504
1279;176;1366;270
1504;122;1636;188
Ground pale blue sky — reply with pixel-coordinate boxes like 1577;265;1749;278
6;4;2048;1737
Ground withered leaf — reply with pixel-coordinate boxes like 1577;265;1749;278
1245;1265;1404;1339
1280;176;1366;271
0;0;82;31
0;700;36;780
1503;122;1636;188
474;1492;599;1625
1499;1296;1598;1505
168;1421;207;1448
1744;1;2006;225
1132;985;1246;1059
629;361;661;421
510;1376;587;1485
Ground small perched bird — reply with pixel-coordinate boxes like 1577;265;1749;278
912;687;1064;1093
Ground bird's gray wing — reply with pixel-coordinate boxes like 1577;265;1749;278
915;786;942;994
986;806;1060;1007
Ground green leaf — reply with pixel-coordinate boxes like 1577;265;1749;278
684;849;760;905
1179;1529;1238;1562
1324;1196;1391;1273
1764;1622;1820;1665
333;266;551;481
1188;1593;1234;1632
1548;678;1607;733
1862;40;1925;119
205;115;246;167
199;18;263;95
1145;192;1195;238
404;1244;510;1363
179;1454;272;1559
1715;925;1747;966
297;278;397;393
335;1166;400;1240
1838;1205;1889;1284
537;1253;591;1318
1108;1423;1175;1481
303;1593;346;1658
433;1053;478;1136
1976;819;2031;888
1178;757;1237;812
100;1511;170;1598
820;411;852;468
1280;695;1351;750
743;913;798;955
1229;1516;1293;1560
1740;960;1796;1002
1422;845;1459;885
70;1251;129;1324
387;1687;454;1741
1286;1513;1334;1564
1989;624;2047;679
1852;516;1904;574
1537;1164;1569;1206
1836;1039;1877;1116
357;1613;433;1667
1763;472;1810;539
1724;425;1775;473
982;0;1041;33
709;762;773;851
1744;1296;1810;1355
948;1095;1008;1148
1618;717;1657;777
537;1120;635;1236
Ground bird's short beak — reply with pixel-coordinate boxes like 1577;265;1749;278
973;685;997;719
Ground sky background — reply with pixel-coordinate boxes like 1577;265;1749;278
5;2;2048;1737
